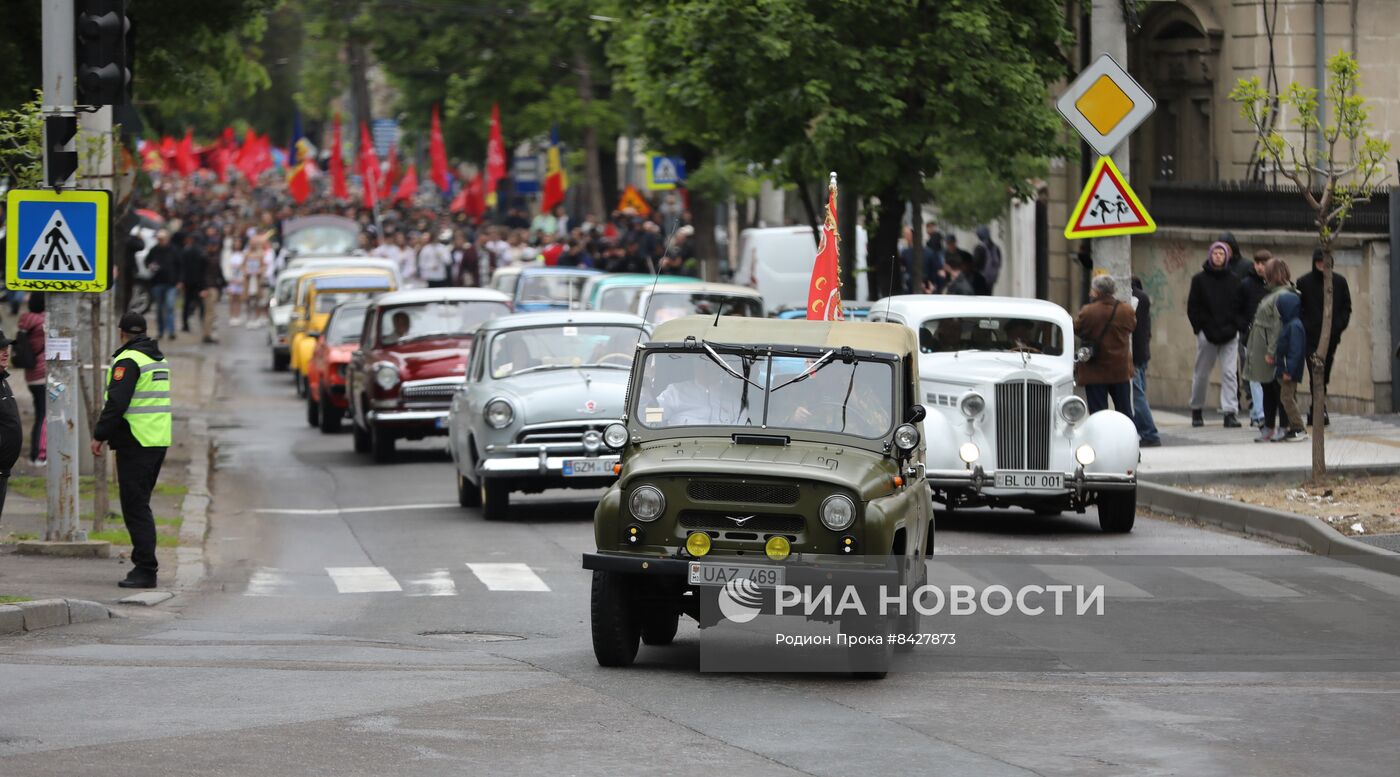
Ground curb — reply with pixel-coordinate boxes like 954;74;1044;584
1138;480;1400;577
1145;463;1400;487
0;598;112;635
174;353;218;592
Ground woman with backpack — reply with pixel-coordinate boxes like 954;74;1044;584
15;293;45;465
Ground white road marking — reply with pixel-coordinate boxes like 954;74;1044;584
1314;566;1400;597
253;503;459;516
245;567;293;596
466;563;551;592
327;566;403;593
1174;566;1303;598
1032;564;1153;598
403;569;458;597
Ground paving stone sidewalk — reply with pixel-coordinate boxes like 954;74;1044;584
1140;408;1400;477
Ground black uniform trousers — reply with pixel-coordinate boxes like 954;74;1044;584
116;446;167;575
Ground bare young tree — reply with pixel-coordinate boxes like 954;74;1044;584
1230;51;1391;480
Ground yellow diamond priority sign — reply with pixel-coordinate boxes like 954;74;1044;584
1057;54;1155;158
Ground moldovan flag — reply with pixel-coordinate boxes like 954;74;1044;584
358;121;380;209
484;103;506;210
429;104;450;194
329;113;349;200
540;124;568;212
287;160;311;204
806;181;844;321
394;163;418;204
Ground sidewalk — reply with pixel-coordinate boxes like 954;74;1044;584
0;331;220;608
1140;407;1400;477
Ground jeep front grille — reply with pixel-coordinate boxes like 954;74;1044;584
686;481;800;505
678;511;805;534
995;379;1052;470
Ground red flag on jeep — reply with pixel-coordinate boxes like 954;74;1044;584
806;175;844;321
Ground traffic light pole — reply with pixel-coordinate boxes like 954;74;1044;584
1091;0;1132;301
41;0;83;542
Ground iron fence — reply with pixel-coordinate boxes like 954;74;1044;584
1150;181;1391;233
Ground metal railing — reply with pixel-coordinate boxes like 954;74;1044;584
1150;181;1391;233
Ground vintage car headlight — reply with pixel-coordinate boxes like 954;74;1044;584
959;442;980;463
1075;444;1097;466
485;398;514;429
1059;396;1089;424
959;391;986;418
820;494;856;531
629;485;665;521
374;365;400;391
893;423;921;453
603;423;629;450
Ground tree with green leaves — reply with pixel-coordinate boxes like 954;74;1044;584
1230;50;1391;481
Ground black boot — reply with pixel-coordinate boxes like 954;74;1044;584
1223;413;1241;428
1191;409;1204;427
118;571;158;589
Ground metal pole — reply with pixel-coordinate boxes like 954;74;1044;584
1315;0;1327;155
80;105;115;531
41;0;82;541
1389;162;1399;412
1091;0;1132;301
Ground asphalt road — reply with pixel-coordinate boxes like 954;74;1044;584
3;326;1398;776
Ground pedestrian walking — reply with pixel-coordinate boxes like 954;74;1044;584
1242;258;1300;442
1238;250;1273;428
0;330;21;518
1186;241;1243;427
973;226;1003;293
16;293;46;464
92;312;172;589
1273;293;1309;442
1296;247;1352;425
1129;277;1160;447
944;236;987;295
1074;274;1136;416
941;254;977;296
145;230;181;340
417;230;453;288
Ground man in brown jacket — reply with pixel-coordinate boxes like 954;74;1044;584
1075;274;1137;416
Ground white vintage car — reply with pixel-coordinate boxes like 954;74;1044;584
868;296;1139;532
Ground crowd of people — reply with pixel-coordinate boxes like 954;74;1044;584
898;223;1003;296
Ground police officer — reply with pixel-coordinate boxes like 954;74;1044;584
91;312;171;589
0;330;21;517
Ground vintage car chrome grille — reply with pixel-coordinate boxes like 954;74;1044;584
516;421;610;445
678;511;805;534
400;383;457;405
686;481;801;505
995;379;1052;470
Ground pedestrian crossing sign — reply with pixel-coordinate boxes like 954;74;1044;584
645;153;686;190
5;188;110;292
1063;156;1155;240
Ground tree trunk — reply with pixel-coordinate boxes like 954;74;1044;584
869;186;904;301
574;49;606;222
598;144;619;221
347;37;374;128
796;182;821;245
1310;247;1334;481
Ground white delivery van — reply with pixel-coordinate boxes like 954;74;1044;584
732;225;868;313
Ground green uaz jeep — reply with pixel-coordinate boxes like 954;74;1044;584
583;315;933;668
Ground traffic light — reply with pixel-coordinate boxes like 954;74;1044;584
75;0;130;107
45;115;79;186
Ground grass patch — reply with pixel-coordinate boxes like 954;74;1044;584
0;595;32;604
154;483;188;497
8;475;121;502
154;516;184;528
88;529;179;548
0;532;39;544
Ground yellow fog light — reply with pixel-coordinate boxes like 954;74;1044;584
765;536;791;561
686;531;712;557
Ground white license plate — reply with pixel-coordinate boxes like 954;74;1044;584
995;471;1064;490
688;562;785;588
434;417;448;430
562;457;617;477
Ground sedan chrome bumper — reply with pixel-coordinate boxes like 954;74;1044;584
479;453;619;478
367;408;449;424
926;466;1136;492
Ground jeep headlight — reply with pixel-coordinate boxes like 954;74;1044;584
1059;396;1089;424
629;485;665;521
893;423;920;453
959;391;986;418
485;398;514;429
820;494;856;532
374;364;400;391
602;422;629;450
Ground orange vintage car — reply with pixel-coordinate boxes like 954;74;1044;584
306;299;372;433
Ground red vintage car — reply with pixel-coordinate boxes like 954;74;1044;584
306;299;372;433
347;288;513;462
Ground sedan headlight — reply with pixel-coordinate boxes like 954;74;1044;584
485;398;514;429
820;494;856;532
959;391;986;418
629;485;665;521
1075;444;1096;466
374;365;400;391
893;423;921;453
1059;395;1089;424
603;423;629;450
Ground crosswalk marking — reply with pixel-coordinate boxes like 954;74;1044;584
1032;564;1154;598
403;569;457;597
1314;566;1400;598
925;561;988;589
1174;567;1303;598
466;562;552;592
327;566;403;593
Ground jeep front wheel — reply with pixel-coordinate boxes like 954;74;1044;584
591;571;641;667
641;610;679;646
1097;490;1137;533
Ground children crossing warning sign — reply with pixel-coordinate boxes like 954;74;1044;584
1063;156;1156;240
4;189;110;292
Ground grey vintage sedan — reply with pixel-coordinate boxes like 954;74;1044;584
447;311;649;519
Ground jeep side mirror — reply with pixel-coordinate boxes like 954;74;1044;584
906;404;926;424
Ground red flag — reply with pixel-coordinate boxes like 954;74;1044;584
175;130;199;177
287;162;311;204
138;140;165;173
429;104;450;194
465;173;485;218
329;113;349;200
449;179;468;213
394;163;418;204
358;122;380;209
806;182;844;321
380;144;400;201
484;103;506;210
